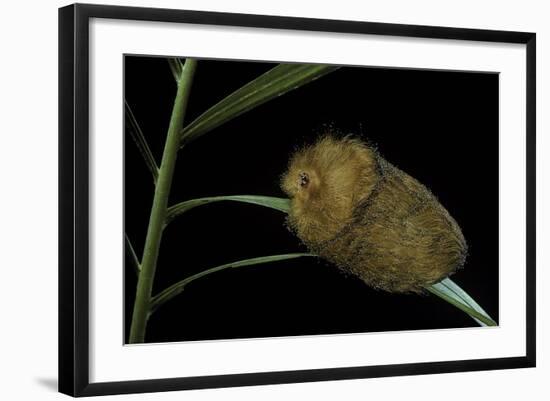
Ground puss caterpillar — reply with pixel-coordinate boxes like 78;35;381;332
281;135;467;293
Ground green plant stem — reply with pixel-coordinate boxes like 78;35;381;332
128;59;197;344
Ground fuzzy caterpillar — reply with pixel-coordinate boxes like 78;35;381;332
281;135;467;293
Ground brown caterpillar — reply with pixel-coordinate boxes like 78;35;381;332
281;135;467;293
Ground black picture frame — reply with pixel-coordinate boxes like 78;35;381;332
59;3;536;397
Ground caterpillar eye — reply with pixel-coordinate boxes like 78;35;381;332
298;172;309;188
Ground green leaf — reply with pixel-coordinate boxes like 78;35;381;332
437;277;493;325
124;233;141;276
150;253;315;312
125;100;159;184
167;58;184;82
180;63;340;145
165;195;290;225
427;278;497;326
163;192;494;328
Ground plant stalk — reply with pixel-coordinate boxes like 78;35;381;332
128;59;197;343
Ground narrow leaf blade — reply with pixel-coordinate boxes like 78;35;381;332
125;100;159;183
124;233;141;276
151;253;314;312
166;195;290;224
180;63;340;145
438;277;491;317
165;192;495;328
428;279;497;326
167;58;184;82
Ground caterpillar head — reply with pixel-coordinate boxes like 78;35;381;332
281;135;380;244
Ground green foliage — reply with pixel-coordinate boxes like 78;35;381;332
129;59;199;343
179;64;340;145
428;278;497;326
127;57;496;343
166;195;289;224
167;57;184;82
128;61;339;342
150;253;314;313
124;232;141;276
125;100;159;183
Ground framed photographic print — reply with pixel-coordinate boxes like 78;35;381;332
58;3;536;397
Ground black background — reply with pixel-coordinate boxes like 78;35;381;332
124;55;499;344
